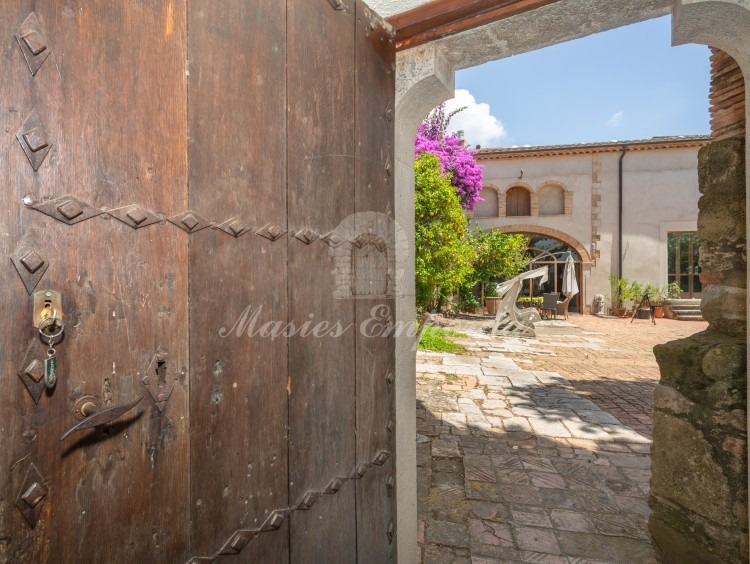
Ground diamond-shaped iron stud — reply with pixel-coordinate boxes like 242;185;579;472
260;509;289;532
372;450;391;466
182;214;199;230
20;251;44;274
255;224;287;242
107;205;162;229
321;231;345;248
17;338;48;404
21;482;46;507
328;0;346;10
16;112;52;171
324;477;343;494
216;217;252;238
384;100;393;123
386;476;394;495
353;233;386;251
293;228;319;245
23;128;48;152
168;210;211;234
127;208;148;225
32;196;103;225
57;200;83;220
142;348;177;412
350;463;370;479
15;463;47;528
219;530;257;555
295;491;321;511
23;359;44;383
14;13;51;76
11;240;48;294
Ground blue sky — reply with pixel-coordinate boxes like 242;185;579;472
444;16;711;148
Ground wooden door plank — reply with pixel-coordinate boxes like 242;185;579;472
0;2;190;562
286;1;358;561
187;1;289;561
354;4;397;562
388;0;561;51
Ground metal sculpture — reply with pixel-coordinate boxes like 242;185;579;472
491;266;549;337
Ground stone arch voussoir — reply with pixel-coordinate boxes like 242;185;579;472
493;224;592;263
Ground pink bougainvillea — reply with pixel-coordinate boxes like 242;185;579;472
415;104;484;211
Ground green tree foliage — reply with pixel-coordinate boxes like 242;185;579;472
470;227;528;286
415;153;476;310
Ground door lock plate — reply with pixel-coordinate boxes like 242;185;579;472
32;290;62;328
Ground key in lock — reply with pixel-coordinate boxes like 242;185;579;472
32;290;62;328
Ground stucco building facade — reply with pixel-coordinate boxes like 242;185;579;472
470;136;710;312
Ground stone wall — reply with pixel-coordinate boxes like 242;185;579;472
650;136;748;562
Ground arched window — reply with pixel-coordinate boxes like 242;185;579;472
474;187;499;217
506;186;531;217
539;185;565;215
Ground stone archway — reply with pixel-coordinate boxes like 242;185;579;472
493;224;593;265
388;2;750;561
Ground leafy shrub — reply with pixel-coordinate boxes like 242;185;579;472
415;153;476;310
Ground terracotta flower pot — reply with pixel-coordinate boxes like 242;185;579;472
653;306;664;318
485;297;501;315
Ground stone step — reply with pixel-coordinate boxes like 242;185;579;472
664;299;704;321
665;299;701;307
674;314;705;321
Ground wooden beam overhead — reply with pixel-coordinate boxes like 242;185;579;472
388;0;561;51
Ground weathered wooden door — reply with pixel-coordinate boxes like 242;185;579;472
0;2;396;562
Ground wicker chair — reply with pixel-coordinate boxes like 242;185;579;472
541;293;560;320
556;295;572;320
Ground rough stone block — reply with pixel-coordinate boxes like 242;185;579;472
651;330;748;563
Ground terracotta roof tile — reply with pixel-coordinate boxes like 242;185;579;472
476;135;711;158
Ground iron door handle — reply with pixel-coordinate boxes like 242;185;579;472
60;395;143;441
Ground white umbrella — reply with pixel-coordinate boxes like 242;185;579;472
562;253;579;299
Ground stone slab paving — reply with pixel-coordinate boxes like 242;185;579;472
416;314;707;563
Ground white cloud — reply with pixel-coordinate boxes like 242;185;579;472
443;89;507;147
606;111;624;128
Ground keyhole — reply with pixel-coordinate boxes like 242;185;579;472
156;360;167;388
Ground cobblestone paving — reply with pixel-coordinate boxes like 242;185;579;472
416;314;707;563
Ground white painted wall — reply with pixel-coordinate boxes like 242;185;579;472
472;144;701;310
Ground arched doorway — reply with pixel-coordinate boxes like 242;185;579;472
390;2;750;560
522;235;583;314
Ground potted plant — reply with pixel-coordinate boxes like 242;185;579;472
626;281;650;318
459;285;480;314
484;282;501;315
660;281;683;318
515;296;542;310
608;274;630;317
665;281;683;299
646;283;665;318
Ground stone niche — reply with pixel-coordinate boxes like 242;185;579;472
650;137;747;563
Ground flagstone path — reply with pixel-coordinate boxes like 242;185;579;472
416;314;707;563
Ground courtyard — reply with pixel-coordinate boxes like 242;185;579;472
416;314;708;563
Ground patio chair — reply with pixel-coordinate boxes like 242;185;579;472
556;295;572;320
541;293;559;320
